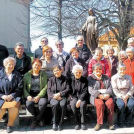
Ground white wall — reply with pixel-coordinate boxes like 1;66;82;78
0;0;30;50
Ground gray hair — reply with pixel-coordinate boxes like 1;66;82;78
117;63;126;71
128;37;134;44
41;37;48;42
15;42;24;48
126;47;134;53
55;40;64;47
118;51;127;58
72;64;83;74
3;57;16;67
106;46;114;54
92;63;102;71
76;35;84;41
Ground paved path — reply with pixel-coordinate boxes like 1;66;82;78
1;122;134;134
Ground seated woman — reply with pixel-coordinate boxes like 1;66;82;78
88;63;114;131
0;57;23;133
23;59;48;128
69;65;88;130
111;63;134;127
47;66;70;131
40;45;59;79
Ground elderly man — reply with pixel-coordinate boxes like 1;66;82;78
128;37;134;47
14;42;31;76
34;37;48;58
75;35;92;65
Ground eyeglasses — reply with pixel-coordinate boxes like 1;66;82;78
41;40;48;43
57;44;62;46
78;40;83;41
46;51;52;53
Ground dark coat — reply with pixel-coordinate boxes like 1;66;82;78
64;57;88;79
34;46;43;59
105;55;118;76
14;52;32;76
69;76;88;101
75;44;92;64
47;75;70;101
0;69;23;107
88;74;113;105
0;45;9;67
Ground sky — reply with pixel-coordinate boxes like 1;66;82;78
30;29;76;53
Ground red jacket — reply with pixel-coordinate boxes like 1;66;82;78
124;58;134;85
88;56;110;77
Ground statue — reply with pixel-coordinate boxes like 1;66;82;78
81;8;98;53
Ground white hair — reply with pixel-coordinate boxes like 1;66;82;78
118;51;127;58
117;63;126;71
106;46;114;53
126;47;134;53
3;57;16;67
72;64;83;74
128;37;134;44
76;35;84;41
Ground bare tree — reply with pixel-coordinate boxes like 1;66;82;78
92;0;134;49
31;0;134;49
30;0;94;39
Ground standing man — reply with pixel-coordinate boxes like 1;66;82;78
0;44;9;68
75;35;92;65
14;42;31;76
34;37;48;59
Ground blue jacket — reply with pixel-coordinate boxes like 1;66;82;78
0;69;23;107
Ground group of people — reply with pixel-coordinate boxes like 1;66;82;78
0;36;134;133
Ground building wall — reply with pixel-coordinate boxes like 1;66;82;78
0;0;31;52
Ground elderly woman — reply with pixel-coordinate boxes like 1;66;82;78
111;64;134;127
23;58;47;128
47;66;70;131
64;47;87;79
88;47;110;77
118;51;127;64
53;40;70;70
105;46;118;76
69;64;88;130
127;37;134;47
40;45;59;79
124;47;134;84
0;57;23;133
88;63;114;131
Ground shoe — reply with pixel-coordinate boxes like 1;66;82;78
74;124;80;130
109;124;115;130
52;124;58;131
58;125;63;131
6;126;13;133
81;124;87;130
94;124;102;131
39;121;44;127
125;122;132;127
118;123;124;128
30;121;38;129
